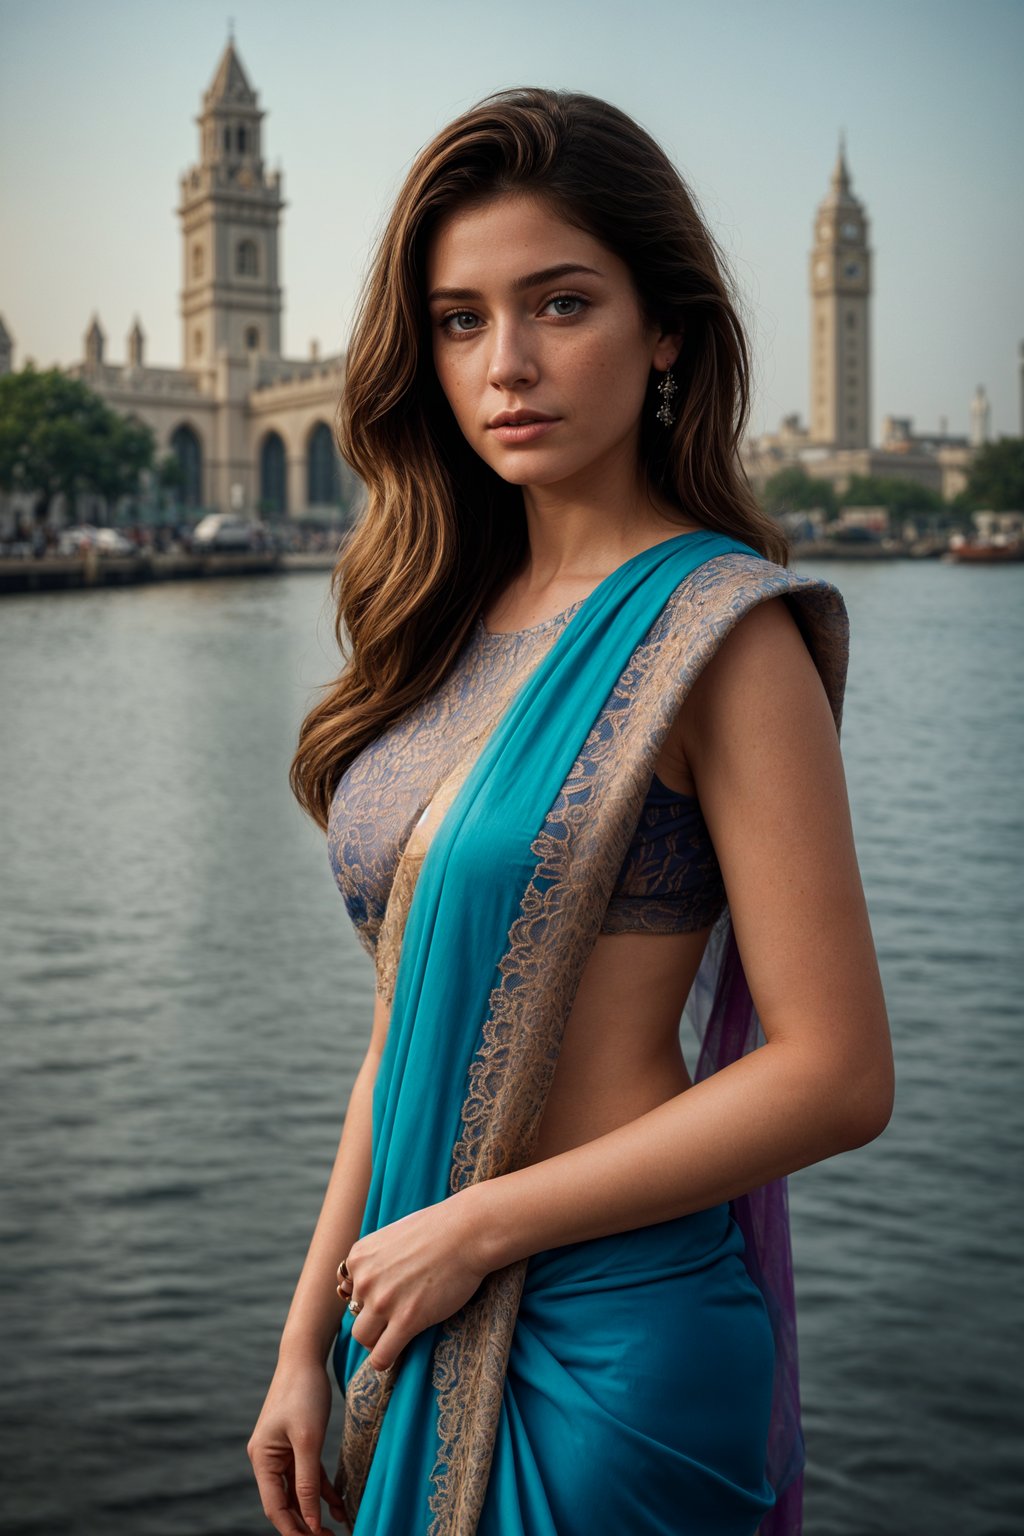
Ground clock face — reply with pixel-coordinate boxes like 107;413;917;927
841;220;859;240
843;260;862;280
816;259;830;279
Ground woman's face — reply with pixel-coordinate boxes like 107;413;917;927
425;192;680;495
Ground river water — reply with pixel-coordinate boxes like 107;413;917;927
0;560;1020;1535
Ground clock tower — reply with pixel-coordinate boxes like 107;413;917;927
809;134;872;449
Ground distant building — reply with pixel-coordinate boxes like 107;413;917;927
973;509;1023;540
0;37;357;530
808;131;872;451
969;386;991;447
838;504;889;535
744;138;980;504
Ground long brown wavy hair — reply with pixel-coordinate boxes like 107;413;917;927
290;86;787;831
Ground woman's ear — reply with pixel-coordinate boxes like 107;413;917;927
653;330;683;371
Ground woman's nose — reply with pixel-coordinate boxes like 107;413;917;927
486;322;538;390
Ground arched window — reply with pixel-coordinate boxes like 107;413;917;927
238;125;248;154
245;326;260;351
260;432;287;516
307;422;342;505
192;244;204;280
223;125;231;152
237;239;259;277
193;329;203;358
170;424;203;509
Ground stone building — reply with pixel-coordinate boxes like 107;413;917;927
0;37;357;530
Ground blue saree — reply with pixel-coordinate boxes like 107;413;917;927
330;530;850;1535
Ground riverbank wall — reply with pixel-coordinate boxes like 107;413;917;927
0;549;337;594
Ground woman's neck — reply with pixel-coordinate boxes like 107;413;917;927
484;481;699;632
516;485;697;592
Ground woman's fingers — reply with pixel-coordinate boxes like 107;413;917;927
349;1300;406;1372
293;1443;332;1534
349;1301;384;1352
368;1319;408;1373
250;1442;335;1536
252;1458;321;1536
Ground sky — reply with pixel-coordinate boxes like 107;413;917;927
1;0;1021;441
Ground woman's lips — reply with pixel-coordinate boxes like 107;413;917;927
488;419;559;444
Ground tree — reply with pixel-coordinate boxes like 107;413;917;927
156;453;184;494
964;437;1024;511
762;465;838;516
0;364;155;523
842;474;945;524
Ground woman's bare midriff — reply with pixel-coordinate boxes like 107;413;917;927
524;719;710;1161
526;922;710;1164
375;924;709;1169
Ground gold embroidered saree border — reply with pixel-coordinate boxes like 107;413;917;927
426;557;848;1535
334;1355;397;1513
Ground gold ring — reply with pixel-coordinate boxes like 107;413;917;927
337;1259;350;1282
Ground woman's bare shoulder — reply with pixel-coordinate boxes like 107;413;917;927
669;592;825;778
694;589;818;703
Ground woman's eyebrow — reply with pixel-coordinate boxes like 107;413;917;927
427;263;603;303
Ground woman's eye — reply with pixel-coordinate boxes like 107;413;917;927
544;294;588;318
442;311;480;334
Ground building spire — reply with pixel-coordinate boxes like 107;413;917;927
205;35;256;110
831;128;851;196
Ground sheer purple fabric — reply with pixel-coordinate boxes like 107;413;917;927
685;912;804;1534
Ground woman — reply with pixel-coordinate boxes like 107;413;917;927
247;87;893;1536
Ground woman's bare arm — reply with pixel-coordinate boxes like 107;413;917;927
276;988;390;1365
247;991;389;1536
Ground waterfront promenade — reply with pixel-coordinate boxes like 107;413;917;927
0;537;957;595
0;547;337;593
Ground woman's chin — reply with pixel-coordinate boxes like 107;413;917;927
482;449;587;491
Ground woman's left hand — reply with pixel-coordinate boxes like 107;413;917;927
336;1192;489;1371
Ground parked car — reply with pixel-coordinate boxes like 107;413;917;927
94;527;136;555
57;525;136;556
58;524;99;554
192;513;268;551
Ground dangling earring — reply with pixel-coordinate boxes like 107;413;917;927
655;368;678;426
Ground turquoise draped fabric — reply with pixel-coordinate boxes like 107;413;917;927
334;531;782;1534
